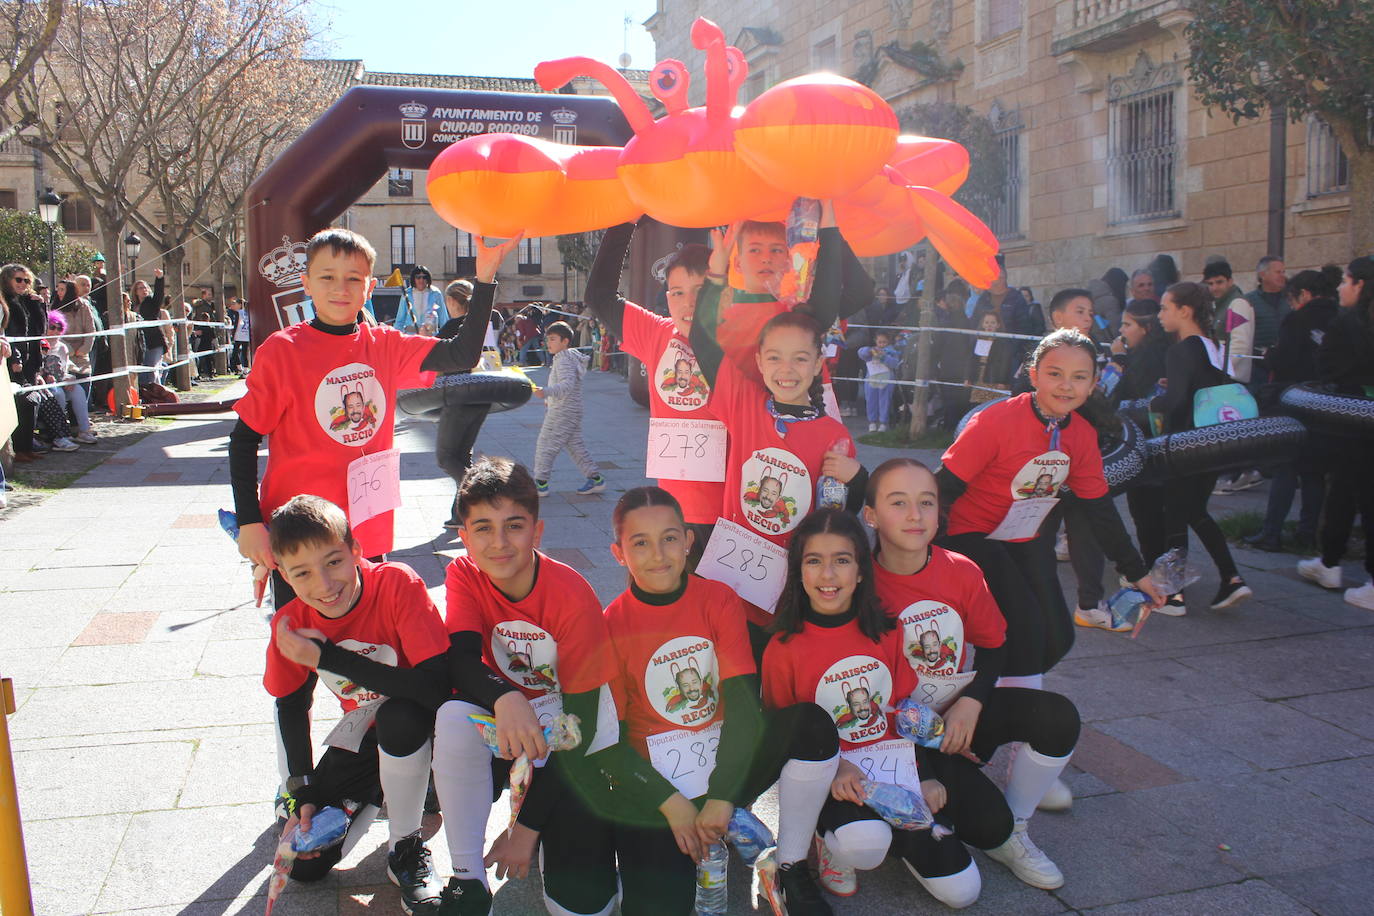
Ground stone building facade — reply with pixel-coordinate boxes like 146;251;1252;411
645;0;1355;295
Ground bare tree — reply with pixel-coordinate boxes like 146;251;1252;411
0;0;63;143
4;0;315;401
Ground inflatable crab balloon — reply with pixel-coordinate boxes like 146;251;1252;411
425;16;1000;288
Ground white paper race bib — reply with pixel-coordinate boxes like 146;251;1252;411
324;704;379;752
645;417;728;483
696;519;788;613
987;496;1058;541
346;448;402;527
913;670;978;714
647;720;722;800
840;738;920;791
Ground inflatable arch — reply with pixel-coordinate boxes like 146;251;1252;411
244;85;689;352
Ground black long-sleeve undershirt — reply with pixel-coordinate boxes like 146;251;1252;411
445;631;521;711
276;673;317;779
583;222;637;340
314;645;452;710
227;282;495;526
963;642;1006;706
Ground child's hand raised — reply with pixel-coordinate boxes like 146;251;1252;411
475;234;525;284
706;223;742;281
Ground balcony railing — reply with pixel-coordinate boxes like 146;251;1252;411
1053;0;1190;56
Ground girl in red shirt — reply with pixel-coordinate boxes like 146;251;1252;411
762;508;980;909
865;457;1081;892
602;487;840;915
691;230;865;654
937;330;1164;685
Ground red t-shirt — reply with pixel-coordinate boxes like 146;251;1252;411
941;392;1106;540
620;303;724;524
604;576;756;757
873;549;1005;709
761;617;916;752
443;552;615;700
235;322;438;558
263;559;450;712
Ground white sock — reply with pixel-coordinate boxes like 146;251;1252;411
912;859;981;909
1005;745;1072;821
380;739;432;850
776;755;839;864
340;803;380;858
823;819;892;871
995;673;1043;690
432;700;495;887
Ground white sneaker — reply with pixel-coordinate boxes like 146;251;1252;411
812;833;857;896
75;431;97;444
51;437;79;451
1074;604;1129;632
1231;469;1263;491
1297;557;1343;590
1154;594;1187;616
1036;777;1073;812
878;423;888;432
868;422;878;431
1055;530;1070;562
984;819;1063;889
1345;581;1374;611
1212;477;1236;495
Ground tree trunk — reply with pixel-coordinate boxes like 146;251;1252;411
100;219;131;413
163;248;191;391
1346;148;1374;259
907;251;943;440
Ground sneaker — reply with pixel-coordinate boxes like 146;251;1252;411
984;819;1064;890
1211;477;1235;495
1344;581;1374;611
576;475;606;494
1074;603;1130;632
1210;578;1252;610
1297;557;1343;590
1055;530;1070;562
812;834;857;897
1242;531;1282;552
51;437;79;452
777;861;833;916
435;875;492;915
534;479;550;498
1231;469;1263;491
868;422;878;431
1037;777;1073;812
386;832;443;914
878;423;888;432
74;431;98;444
1155;593;1187;617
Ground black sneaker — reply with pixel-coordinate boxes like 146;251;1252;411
1210;578;1253;610
1242;532;1282;552
778;861;833;916
436;876;493;915
387;832;443;914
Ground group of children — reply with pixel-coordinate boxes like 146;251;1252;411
236;220;1168;914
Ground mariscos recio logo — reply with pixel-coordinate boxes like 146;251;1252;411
314;362;384;446
491;620;559;694
740;447;812;535
655;338;710;411
644;634;719;728
816;654;893;745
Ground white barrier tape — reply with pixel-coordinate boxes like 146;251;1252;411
6;318;229;344
842;322;1042;342
829;375;1009;396
13;345;234;394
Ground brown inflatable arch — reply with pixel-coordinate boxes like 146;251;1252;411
245;84;693;351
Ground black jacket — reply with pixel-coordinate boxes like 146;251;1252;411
1265;297;1339;387
1317;306;1374;395
4;291;48;382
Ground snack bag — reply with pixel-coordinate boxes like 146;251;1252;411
861;779;951;836
726;807;775;865
894;697;946;749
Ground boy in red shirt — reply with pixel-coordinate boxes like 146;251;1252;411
230;227;520;609
262;495;451;913
431;457;665;915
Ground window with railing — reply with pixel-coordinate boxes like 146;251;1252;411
986;104;1025;238
518;237;541;275
1306;119;1349;198
388;168;414;197
60;194;94;233
454;230;476;275
1107;53;1181;224
390;224;415;271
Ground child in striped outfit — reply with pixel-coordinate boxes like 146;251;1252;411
532;321;606;496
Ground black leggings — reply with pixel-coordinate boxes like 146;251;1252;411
1163;473;1237;582
435;402;492;491
1322;460;1374;578
1125;482;1167;568
609;703;838;916
939;532;1071;677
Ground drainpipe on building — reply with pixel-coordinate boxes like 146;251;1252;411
1267;103;1286;258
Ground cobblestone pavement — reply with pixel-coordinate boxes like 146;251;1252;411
2;370;1370;914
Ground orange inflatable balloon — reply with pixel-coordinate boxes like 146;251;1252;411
735;74;897;200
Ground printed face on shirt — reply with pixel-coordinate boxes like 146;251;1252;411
655;337;709;410
740;447;812;535
897;600;963;678
644;634;719;727
1011;451;1070;499
314;363;385;446
302;248;377;326
318;638;397;707
817;654;893;744
491;620;560;693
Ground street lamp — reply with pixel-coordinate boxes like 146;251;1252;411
124;231;142;284
38;188;63;293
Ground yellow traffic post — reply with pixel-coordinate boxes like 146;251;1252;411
0;676;33;916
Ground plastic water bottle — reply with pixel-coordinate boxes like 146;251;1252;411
695;840;729;915
817;437;854;509
1106;587;1146;629
726;808;774;865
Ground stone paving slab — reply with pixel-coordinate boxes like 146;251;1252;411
4;370;1373;914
